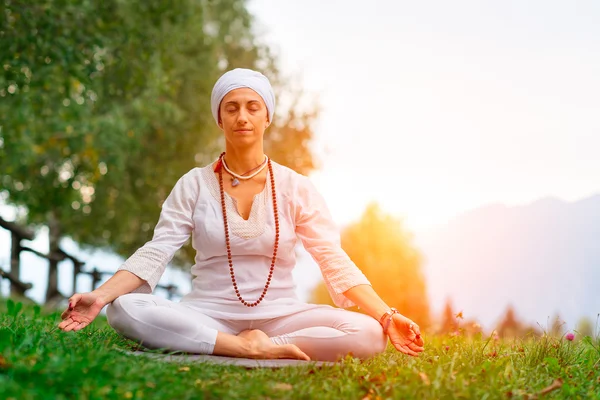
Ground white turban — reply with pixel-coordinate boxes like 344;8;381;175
210;68;276;126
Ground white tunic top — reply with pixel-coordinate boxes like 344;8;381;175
117;160;371;320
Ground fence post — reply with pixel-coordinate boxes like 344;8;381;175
45;211;62;303
90;267;102;291
72;259;84;294
9;232;22;298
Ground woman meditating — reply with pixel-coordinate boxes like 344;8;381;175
58;68;425;362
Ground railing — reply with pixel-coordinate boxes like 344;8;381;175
0;216;35;299
0;216;182;304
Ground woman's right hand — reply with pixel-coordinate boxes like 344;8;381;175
57;291;107;332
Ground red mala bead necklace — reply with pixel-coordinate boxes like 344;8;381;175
214;152;279;307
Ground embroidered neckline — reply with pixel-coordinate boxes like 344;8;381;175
201;164;270;239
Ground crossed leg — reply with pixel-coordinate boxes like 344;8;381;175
106;294;307;359
106;293;230;354
257;306;388;361
107;294;387;361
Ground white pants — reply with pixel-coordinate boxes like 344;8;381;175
106;293;388;361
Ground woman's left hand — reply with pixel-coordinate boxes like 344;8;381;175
386;313;425;356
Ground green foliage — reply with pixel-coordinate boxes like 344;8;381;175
311;203;430;328
0;0;319;268
0;0;131;225
5;298;23;318
1;298;599;399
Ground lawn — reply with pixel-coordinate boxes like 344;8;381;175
1;297;599;399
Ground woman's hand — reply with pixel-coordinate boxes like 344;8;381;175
386;313;425;356
57;291;107;332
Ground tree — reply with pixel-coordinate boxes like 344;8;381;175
576;317;594;338
1;1;136;301
496;304;523;338
550;314;565;338
439;298;459;334
0;0;319;301
462;319;483;337
310;203;430;328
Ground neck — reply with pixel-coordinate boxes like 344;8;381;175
223;143;266;173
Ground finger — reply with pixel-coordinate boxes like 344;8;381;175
69;293;82;309
413;336;425;347
60;308;73;320
392;342;419;356
395;343;419;356
404;329;419;343
72;321;88;332
400;345;420;357
58;317;73;330
408;342;424;352
63;320;80;332
408;322;421;335
413;324;421;337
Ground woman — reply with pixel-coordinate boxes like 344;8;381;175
58;68;425;362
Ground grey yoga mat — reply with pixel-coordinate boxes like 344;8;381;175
114;347;336;368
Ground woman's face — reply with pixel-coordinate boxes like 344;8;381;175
218;88;270;148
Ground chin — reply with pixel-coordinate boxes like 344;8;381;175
228;132;262;145
228;136;259;148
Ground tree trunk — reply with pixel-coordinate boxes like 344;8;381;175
46;210;62;303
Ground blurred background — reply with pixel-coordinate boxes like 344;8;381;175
1;0;598;338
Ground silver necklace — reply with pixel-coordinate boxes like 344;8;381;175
222;155;268;187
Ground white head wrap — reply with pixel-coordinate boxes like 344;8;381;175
210;68;276;126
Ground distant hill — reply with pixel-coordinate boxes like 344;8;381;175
415;194;600;332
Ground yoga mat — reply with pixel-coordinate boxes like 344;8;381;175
114;347;336;368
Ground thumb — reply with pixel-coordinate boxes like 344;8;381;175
69;293;82;309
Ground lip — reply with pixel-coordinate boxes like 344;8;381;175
234;129;253;133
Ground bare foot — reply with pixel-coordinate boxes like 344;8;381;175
237;329;310;361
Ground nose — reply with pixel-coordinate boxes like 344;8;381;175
237;107;249;124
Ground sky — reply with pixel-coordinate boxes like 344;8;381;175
247;0;600;232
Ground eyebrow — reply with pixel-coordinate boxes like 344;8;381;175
224;100;261;106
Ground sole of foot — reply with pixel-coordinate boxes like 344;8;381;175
237;329;311;361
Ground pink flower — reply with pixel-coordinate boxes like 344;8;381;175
565;332;575;341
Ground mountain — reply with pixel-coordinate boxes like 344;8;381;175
415;193;600;332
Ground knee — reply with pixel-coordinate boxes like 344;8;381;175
105;296;126;331
106;294;138;333
353;318;387;359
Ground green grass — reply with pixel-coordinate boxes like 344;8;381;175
1;297;599;400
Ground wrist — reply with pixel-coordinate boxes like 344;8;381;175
379;307;399;334
92;289;112;306
379;307;399;325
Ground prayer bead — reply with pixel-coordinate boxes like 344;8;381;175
218;152;279;307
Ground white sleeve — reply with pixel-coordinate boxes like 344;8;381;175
294;175;371;308
116;170;199;293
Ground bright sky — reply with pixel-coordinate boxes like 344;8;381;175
248;0;600;232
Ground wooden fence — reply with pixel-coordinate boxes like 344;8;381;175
0;216;182;304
